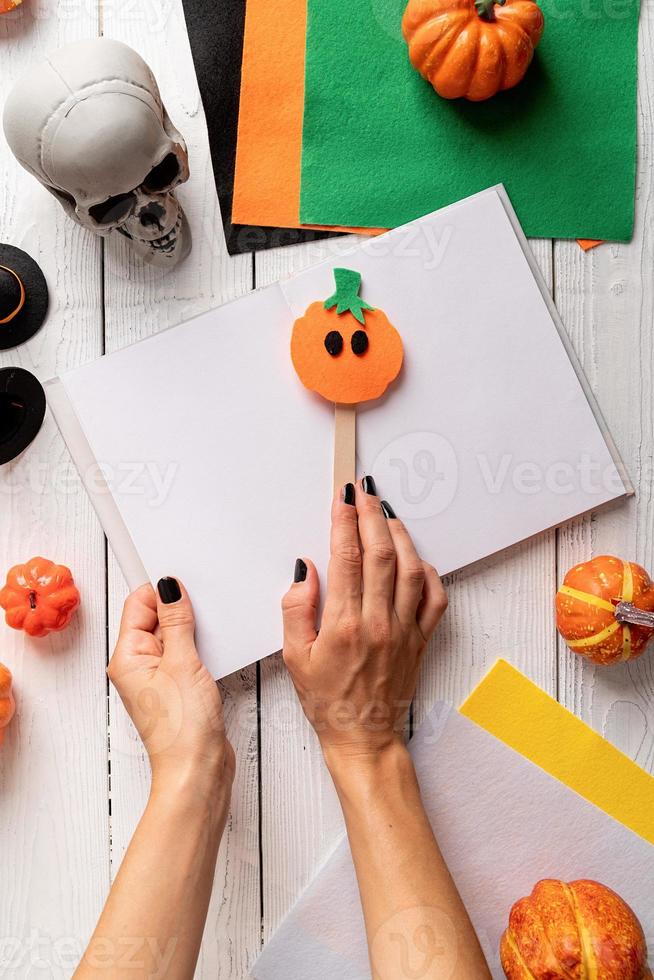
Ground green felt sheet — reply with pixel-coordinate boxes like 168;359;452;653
300;0;640;240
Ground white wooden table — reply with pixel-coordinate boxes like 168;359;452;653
1;2;652;977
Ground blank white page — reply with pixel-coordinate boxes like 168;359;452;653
54;188;628;678
281;188;628;575
59;287;334;676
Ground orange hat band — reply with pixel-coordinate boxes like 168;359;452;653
0;265;26;325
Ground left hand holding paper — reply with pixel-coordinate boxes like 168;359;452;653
108;580;235;802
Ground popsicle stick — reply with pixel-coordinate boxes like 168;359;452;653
333;403;356;496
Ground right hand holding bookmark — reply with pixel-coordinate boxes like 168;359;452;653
281;478;447;770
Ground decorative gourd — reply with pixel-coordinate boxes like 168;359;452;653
0;557;81;638
501;880;651;980
0;0;23;12
556;556;654;665
291;268;403;405
402;0;544;102
0;664;15;746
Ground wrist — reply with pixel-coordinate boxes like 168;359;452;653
323;737;416;800
150;748;234;818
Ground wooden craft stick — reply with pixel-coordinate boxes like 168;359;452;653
333;403;356;496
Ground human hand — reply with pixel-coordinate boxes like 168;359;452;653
108;579;235;805
282;477;447;771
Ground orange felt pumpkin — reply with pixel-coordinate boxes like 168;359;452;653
402;0;544;102
501;880;651;980
291;268;403;404
556;555;654;665
0;0;23;12
0;557;81;638
0;663;15;747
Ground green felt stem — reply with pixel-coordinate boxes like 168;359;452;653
324;268;374;325
474;0;506;20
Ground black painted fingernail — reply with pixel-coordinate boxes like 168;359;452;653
157;577;181;604
362;474;377;496
342;482;355;505
294;558;307;583
381;500;397;520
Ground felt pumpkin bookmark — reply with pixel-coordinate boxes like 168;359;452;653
291;268;403;494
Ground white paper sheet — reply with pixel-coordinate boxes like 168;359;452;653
49;187;629;678
251;707;654;980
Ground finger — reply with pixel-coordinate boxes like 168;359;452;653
118;583;158;639
357;476;396;613
382;503;426;625
155;576;197;660
282;557;320;668
324;483;362;617
417;563;448;642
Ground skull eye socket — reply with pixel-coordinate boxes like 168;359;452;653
88;192;136;226
143;153;180;192
324;331;343;357
351;331;369;356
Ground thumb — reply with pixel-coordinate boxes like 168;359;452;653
282;558;320;663
156;577;197;656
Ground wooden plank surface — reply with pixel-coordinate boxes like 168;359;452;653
0;3;109;976
555;7;654;765
0;1;651;977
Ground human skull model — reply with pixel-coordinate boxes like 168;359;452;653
3;38;191;269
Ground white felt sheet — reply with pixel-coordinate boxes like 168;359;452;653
49;187;629;678
251;707;654;980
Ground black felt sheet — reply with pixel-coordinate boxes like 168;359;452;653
181;0;337;256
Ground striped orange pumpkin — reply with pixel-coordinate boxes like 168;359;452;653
501;880;651;980
556;556;654;665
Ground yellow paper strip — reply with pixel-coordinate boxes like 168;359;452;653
461;660;654;846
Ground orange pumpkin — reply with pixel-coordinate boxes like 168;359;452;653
0;663;15;746
402;0;544;102
501;880;651;980
0;0;23;12
556;556;654;665
0;557;81;638
291;268;403;404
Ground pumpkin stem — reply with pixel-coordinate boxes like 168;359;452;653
475;0;506;20
28;590;37;610
615;601;654;629
324;268;374;326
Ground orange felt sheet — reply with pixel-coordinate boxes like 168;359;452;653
232;0;383;236
578;239;604;251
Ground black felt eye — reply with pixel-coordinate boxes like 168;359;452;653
324;331;343;356
351;331;369;356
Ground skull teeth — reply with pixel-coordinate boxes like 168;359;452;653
148;215;182;253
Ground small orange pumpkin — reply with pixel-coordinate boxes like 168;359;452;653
0;663;15;746
291;268;403;404
556;556;654;666
402;0;544;102
0;557;81;638
0;0;23;12
501;880;651;980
